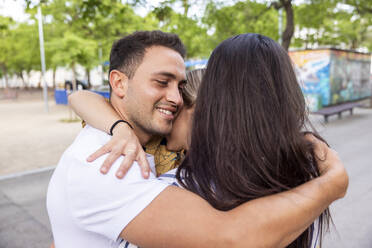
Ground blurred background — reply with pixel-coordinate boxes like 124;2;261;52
0;0;371;247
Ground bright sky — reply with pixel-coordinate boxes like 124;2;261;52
0;0;29;21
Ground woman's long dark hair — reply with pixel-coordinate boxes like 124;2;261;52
177;33;330;248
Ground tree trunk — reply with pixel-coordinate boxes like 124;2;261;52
69;63;78;120
182;0;190;16
19;71;26;88
350;39;358;50
0;64;9;88
52;68;56;89
86;67;91;89
38;72;42;89
280;0;294;51
71;63;77;91
26;71;31;89
4;73;9;88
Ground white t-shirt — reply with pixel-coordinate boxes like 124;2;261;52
116;170;180;248
47;125;175;248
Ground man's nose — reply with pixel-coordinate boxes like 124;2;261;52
166;83;183;107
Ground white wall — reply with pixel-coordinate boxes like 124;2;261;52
0;65;106;88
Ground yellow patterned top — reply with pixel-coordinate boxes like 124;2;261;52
144;136;184;176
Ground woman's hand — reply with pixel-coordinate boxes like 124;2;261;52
305;133;349;200
87;122;150;179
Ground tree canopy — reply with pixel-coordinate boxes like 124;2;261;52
1;0;370;87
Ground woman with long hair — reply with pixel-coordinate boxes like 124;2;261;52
177;33;329;247
68;34;338;247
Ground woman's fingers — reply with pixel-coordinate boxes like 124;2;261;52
87;145;110;162
137;151;151;179
100;149;122;174
114;150;151;179
304;133;327;161
116;151;137;178
86;133;150;179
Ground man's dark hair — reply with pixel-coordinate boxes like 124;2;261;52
109;30;186;81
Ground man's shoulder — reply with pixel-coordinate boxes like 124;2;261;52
63;125;154;179
68;125;111;157
54;125;120;196
50;126;173;242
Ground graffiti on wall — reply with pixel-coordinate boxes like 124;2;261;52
289;50;331;111
330;51;371;105
289;49;371;111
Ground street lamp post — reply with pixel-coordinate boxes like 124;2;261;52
278;8;283;45
98;42;104;85
37;5;48;112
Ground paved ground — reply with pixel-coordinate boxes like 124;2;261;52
314;108;372;248
0;92;371;247
0;90;81;175
0;169;53;248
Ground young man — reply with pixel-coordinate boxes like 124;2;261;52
47;30;348;248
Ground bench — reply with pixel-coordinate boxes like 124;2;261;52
312;102;361;123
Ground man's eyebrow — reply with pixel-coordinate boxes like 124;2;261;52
152;71;187;83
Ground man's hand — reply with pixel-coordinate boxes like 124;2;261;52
87;122;150;179
305;133;349;200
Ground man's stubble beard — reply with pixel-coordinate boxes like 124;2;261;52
129;107;173;137
123;84;174;138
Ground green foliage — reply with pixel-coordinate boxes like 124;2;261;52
292;1;336;48
151;7;210;58
204;1;279;48
48;32;97;70
1;0;371;88
39;0;160;67
8;23;41;75
0;16;14;74
0;17;41;86
293;0;372;50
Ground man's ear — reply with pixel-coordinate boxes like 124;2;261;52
109;70;129;98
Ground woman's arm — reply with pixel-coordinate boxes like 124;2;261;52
52;146;345;248
121;143;348;248
68;90;150;178
68;90;120;133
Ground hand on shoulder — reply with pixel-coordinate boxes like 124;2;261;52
305;133;349;201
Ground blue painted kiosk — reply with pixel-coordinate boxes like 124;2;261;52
289;48;371;121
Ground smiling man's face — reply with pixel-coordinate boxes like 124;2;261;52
122;45;186;139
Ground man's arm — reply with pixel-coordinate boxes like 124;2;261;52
122;148;347;248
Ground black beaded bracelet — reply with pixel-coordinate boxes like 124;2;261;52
109;120;133;136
